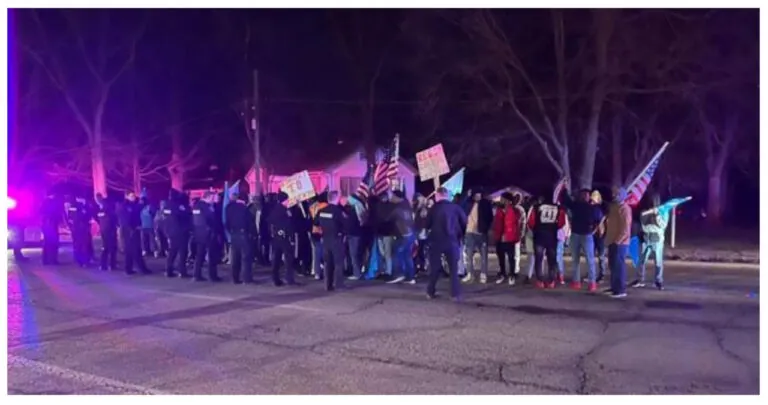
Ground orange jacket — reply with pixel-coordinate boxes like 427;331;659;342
310;202;328;235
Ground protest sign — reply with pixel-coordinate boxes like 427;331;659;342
416;143;450;185
280;170;316;207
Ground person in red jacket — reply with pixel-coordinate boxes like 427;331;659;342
492;192;525;285
527;195;567;289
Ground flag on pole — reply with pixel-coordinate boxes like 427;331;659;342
353;163;375;208
624;142;669;206
441;168;465;198
373;134;400;197
552;177;567;204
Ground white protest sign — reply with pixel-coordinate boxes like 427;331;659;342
416;143;450;181
280;170;316;207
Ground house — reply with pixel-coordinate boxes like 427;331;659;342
244;148;418;201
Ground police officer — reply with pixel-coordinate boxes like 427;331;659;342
41;191;62;265
267;191;298;286
192;191;223;282
66;195;92;267
315;191;347;291
259;193;274;265
118;191;151;275
225;191;255;284
164;189;192;278
95;194;118;271
426;187;468;301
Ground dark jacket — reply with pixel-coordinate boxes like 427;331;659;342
375;200;398;237
463;198;494;234
562;193;604;235
390;200;415;237
427;200;468;247
343;204;363;236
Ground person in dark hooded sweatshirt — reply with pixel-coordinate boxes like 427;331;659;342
426;187;468;301
560;180;604;293
164;189;192;278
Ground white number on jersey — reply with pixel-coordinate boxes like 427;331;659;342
539;206;558;224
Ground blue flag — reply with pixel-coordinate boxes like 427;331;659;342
441;168;465;198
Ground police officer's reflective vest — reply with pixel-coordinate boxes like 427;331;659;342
310;202;328;235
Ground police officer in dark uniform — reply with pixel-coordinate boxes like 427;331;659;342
247;194;262;264
66;195;92;267
41;191;62;265
225;191;255;284
426;187;468;301
192;191;223;282
315;191;348;291
95;194;118;271
165;189;192;278
267;191;298;286
154;200;169;257
118;191;151;275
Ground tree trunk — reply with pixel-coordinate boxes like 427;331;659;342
706;172;725;226
611;116;623;187
169;94;185;190
578;10;614;190
91;138;107;197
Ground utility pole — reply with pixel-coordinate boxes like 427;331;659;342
251;69;261;194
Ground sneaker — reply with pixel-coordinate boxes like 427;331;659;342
426;293;437;300
588;282;598;293
534;281;546;289
557;274;565;285
347;275;359;281
495;276;507;284
610;293;627;299
461;273;473;283
570;281;582;291
629;280;645;288
479;274;487;284
387;276;407;284
405;279;416;285
546;281;556;289
508;277;516;286
655;281;664;290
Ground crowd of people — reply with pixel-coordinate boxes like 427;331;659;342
25;179;673;301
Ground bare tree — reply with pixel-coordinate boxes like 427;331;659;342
109;133;169;191
20;10;146;197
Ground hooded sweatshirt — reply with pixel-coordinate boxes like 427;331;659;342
605;188;632;245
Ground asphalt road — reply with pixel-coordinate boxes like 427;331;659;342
6;249;760;395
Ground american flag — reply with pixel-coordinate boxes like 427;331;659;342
624;143;669;206
373;134;400;197
353;163;374;207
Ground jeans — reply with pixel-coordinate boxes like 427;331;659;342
378;236;395;276
312;239;324;278
556;240;566;277
464;233;489;276
347;236;363;278
141;228;157;255
570;233;596;282
534;243;558;283
394;234;416;280
609;243;628;295
637;240;665;283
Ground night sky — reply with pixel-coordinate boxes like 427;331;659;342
8;8;760;224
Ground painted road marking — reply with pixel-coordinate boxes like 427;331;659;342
8;355;172;395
